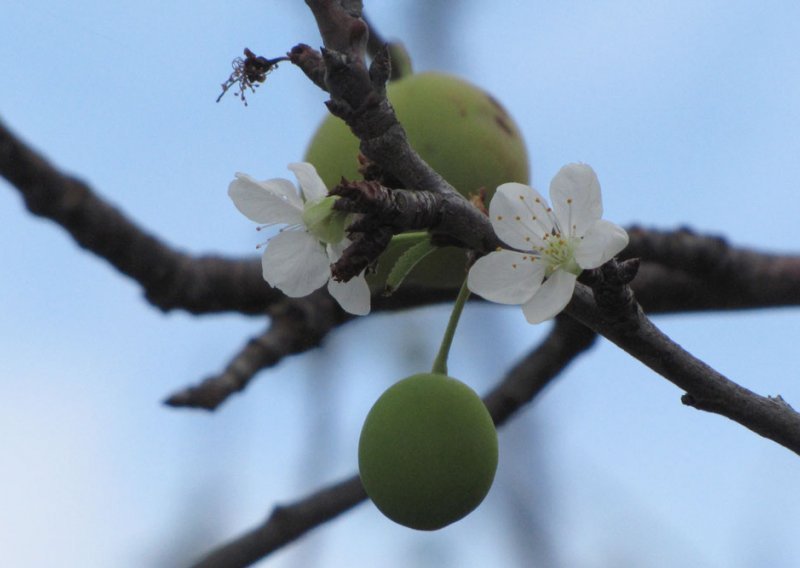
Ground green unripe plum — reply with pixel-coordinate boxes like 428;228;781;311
304;72;530;290
305;72;529;202
358;373;498;530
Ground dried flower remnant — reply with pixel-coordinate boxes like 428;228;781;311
217;48;289;105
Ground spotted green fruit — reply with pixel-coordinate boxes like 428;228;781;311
304;73;530;290
358;373;498;531
305;72;529;203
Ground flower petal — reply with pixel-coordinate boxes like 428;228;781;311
489;182;555;250
467;249;546;304
521;270;578;324
550;163;602;237
574;219;629;269
229;173;303;225
325;239;349;262
262;230;330;297
289;162;328;204
328;273;371;315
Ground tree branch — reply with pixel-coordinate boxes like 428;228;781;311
7;113;800;412
624;226;800;311
0;119;281;315
164;292;350;410
190;475;367;568
5;115;800;318
568;260;800;455
299;0;501;260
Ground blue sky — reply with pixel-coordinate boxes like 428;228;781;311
3;1;800;567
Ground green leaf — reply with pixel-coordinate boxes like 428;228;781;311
384;238;438;296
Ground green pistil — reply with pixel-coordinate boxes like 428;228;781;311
302;196;347;244
544;237;581;276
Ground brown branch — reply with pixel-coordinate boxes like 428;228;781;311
624;226;800;312
161;284;465;411
161;236;800;413
189;316;598;567
0;118;281;315
568;260;800;455
305;0;367;56
7;111;800;415
164;292;350;410
287;43;328;91
300;0;501;258
332;180;494;248
329;180;485;279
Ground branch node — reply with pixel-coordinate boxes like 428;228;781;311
288;43;327;91
322;99;350;120
769;394;796;410
321;46;350;71
681;393;698;408
618;258;641;284
579;258;641;333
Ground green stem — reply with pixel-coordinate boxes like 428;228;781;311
431;278;471;376
390;231;428;245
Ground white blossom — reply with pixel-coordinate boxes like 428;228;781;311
228;162;370;315
467;163;628;323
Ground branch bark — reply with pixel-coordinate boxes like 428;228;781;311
568;260;800;454
191;476;367;568
5;117;800;318
0;119;281;315
293;1;502;260
165;292;350;410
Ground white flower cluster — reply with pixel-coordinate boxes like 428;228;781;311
228;162;628;323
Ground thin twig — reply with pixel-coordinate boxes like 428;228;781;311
0;119;281;315
165;293;350;410
191;476;367;568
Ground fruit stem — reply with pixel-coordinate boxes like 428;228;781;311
431;278;471;376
